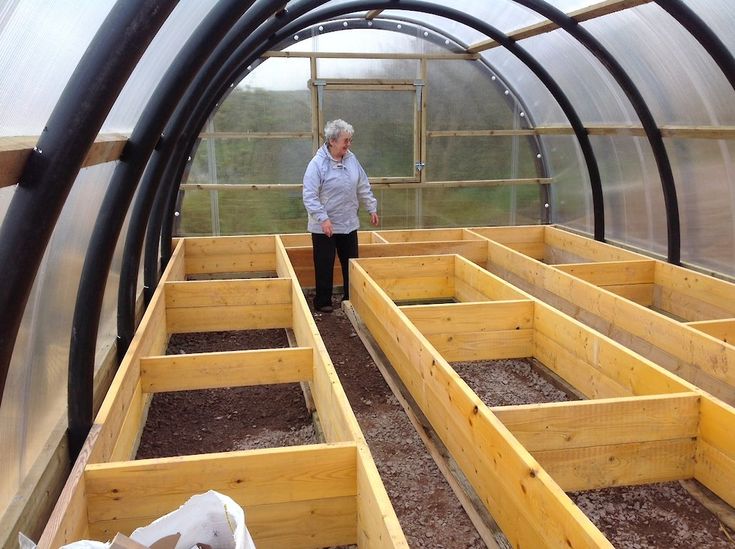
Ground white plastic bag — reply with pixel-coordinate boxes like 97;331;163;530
23;490;255;549
130;490;255;549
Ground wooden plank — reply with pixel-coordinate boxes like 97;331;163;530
554;260;655;286
165;278;291;308
37;426;101;548
166;302;292;333
698;396;735;459
695;439;735;509
0;133;127;188
654;261;735;319
428;329;534;362
686;319;735;343
109;380;148;462
600;283;654;306
544;227;645;262
356;254;453;282
91;285;168;464
534;302;694;396
140;347;313;392
401;301;534;335
85;443;357;523
372;228;466;242
90;496;357;549
536;438;696;491
275;237;362;443
455;255;530;301
183;235;276;275
492;393;699;452
355;445;410;548
350;260;611;548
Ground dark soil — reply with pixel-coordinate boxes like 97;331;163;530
136;305;735;549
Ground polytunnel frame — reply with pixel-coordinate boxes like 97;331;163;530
0;0;731;472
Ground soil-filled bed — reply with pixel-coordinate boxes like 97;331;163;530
456;358;735;548
137;329;317;458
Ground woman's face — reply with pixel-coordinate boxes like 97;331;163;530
330;131;353;157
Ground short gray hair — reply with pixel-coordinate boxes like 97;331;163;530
324;119;354;143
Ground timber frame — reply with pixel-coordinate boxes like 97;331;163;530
39;235;407;548
38;225;735;547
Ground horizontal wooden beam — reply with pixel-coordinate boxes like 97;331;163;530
493;393;699;452
535;438;695;491
181;178;551;191
183;234;277;275
686;319;735;343
85;443;357;522
85;443;357;543
264;50;479;60
198;131;311;140
140;347;314;392
165;278;291;308
0;133;128;188
467;0;652;53
164;279;293;333
401;300;534;334
554;260;656;286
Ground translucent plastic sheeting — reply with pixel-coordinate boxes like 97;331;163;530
0;0;114;136
0;163;117;517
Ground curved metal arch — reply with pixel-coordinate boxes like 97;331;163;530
510;0;680;264
115;0;331;358
66;0;266;460
0;0;178;408
146;0;608;294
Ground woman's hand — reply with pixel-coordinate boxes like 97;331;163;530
370;212;380;226
321;219;334;237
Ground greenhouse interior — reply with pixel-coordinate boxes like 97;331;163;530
1;0;735;547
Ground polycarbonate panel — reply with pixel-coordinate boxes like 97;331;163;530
542;135;592;234
218;188;307;235
670;138;735;275
426;136;538;181
0;0;114;136
178;189;213;236
0;162;118;518
427;59;515;130
593;136;668;257
103;0;218;132
583;3;735;126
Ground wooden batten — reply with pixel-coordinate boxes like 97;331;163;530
182;234;277;275
140;347;314;392
467;225;546;259
164;278;292;333
84;444;358;545
653;261;735;321
402;301;535;361
696;396;735;508
686;318;735;343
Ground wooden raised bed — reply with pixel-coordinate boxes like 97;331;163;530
39;235;407;548
349;251;735;548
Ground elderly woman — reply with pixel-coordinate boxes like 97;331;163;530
303;119;379;313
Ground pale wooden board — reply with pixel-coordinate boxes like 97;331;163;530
355;445;410;548
371;228;466;242
686;319;735;343
89;496;357;549
108;380;147;462
492;393;699;452
428;329;534;362
350;260;612;548
698;395;735;457
543;227;645;262
183;234;276;275
695;439;735;509
401;300;534;334
164;278;291;308
533;302;694;397
455;255;531;301
654;261;735;317
85;444;357;523
554;260;655;286
140;347;313;392
37;426;100;548
165;303;292;333
599;283;654;306
535;438;696;491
